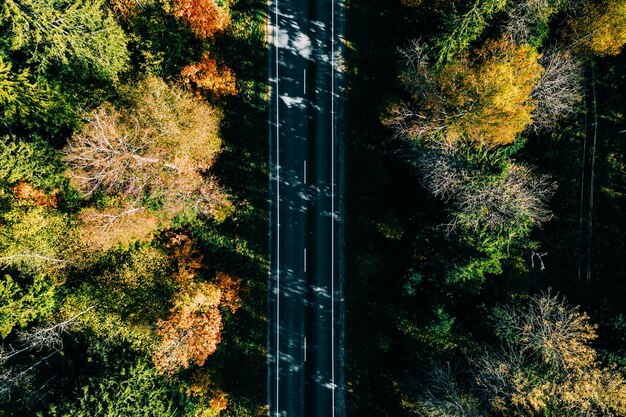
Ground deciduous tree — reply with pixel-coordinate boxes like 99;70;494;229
410;295;626;417
568;0;626;56
181;53;237;99
531;48;583;130
0;192;71;276
64;76;229;249
169;0;230;39
386;37;544;148
153;282;223;376
476;294;626;416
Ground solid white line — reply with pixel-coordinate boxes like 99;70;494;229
304;160;307;184
304;248;307;272
331;0;336;416
275;0;280;416
304;69;307;94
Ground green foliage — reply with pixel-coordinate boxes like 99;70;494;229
82;244;175;323
434;0;509;66
0;140;73;275
0;0;267;414
124;3;201;78
396;306;459;353
59;290;155;351
0;57;79;139
0;274;55;337
1;0;129;81
0;137;67;192
43;360;182;417
57;244;177;351
0;200;71;275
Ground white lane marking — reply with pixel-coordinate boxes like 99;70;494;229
331;0;336;415
274;0;280;416
304;337;307;362
304;160;307;184
304;248;307;272
303;69;307;94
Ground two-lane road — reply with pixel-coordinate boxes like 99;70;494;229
268;0;345;416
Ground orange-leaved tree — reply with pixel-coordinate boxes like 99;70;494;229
181;52;237;99
152;272;242;375
170;0;230;39
153;282;223;376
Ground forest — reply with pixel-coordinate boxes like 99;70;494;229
2;0;626;416
0;0;267;415
344;0;626;416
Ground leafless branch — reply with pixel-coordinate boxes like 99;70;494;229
532;48;583;131
15;305;96;352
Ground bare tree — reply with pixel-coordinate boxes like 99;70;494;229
470;347;526;412
505;0;585;44
453;163;556;232
417;153;556;233
532;48;583;130
492;293;596;371
384;41;451;142
410;363;481;417
0;306;95;400
505;0;554;44
415;151;470;201
15;305;95;352
63;105;178;199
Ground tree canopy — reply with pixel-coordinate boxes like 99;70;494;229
1;0;129;80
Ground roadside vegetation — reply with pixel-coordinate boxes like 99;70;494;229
345;0;626;415
0;0;268;416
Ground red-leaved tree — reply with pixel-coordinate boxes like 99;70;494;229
170;0;230;39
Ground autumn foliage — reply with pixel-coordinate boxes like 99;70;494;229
163;230;204;285
64;76;230;250
12;181;58;208
181;53;237;99
186;370;229;417
153;282;223;376
170;0;230;39
216;272;241;313
414;294;626;417
386;37;543;148
568;0;626;56
478;294;626;416
153;272;242;375
77;204;160;251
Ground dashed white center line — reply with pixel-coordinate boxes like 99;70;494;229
304;248;307;272
303;69;307;94
304;337;307;362
304;160;307;184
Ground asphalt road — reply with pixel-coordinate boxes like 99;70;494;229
268;0;345;416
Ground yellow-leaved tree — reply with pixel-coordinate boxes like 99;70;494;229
568;0;626;56
386;37;544;148
64;76;231;251
411;294;626;417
